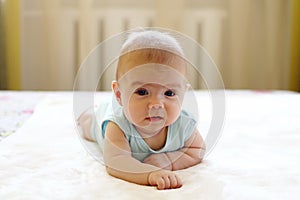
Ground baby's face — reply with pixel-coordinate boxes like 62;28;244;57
116;63;188;137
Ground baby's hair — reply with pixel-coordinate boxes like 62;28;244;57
120;30;184;56
116;30;186;80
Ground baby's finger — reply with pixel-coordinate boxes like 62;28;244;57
168;175;179;188
163;175;171;189
156;177;165;190
175;175;183;188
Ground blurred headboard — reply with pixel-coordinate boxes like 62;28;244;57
21;0;226;90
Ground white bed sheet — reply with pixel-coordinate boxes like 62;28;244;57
0;90;299;200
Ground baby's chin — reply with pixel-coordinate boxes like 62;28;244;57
134;123;167;137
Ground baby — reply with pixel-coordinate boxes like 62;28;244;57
78;30;205;190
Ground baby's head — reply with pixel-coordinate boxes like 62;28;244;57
116;30;186;80
112;30;189;136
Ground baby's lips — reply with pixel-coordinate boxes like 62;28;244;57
145;116;164;122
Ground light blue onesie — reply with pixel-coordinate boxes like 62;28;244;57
92;98;197;162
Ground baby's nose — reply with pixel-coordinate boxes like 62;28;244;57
148;97;164;109
149;103;164;109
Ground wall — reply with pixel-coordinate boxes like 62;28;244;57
17;0;295;91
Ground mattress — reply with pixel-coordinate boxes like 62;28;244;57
0;90;299;199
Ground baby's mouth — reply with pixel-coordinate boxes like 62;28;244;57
145;116;164;122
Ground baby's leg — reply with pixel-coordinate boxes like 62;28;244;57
77;107;95;142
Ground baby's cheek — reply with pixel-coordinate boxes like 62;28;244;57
170;100;182;112
126;103;144;123
166;107;181;125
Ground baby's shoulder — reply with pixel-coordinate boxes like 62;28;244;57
180;109;197;121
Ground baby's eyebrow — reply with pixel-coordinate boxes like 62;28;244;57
130;81;186;90
165;83;185;89
130;81;145;88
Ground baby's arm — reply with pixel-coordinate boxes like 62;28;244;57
143;129;205;170
104;122;182;190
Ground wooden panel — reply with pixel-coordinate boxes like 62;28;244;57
5;0;21;90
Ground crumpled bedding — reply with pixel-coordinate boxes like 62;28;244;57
0;91;45;141
0;90;299;200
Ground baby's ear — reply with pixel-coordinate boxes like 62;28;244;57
112;81;122;105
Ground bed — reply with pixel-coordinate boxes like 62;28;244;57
0;90;299;200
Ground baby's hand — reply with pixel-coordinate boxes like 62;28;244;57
148;170;182;190
143;153;172;170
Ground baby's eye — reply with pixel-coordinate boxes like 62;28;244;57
164;90;176;97
135;88;149;96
